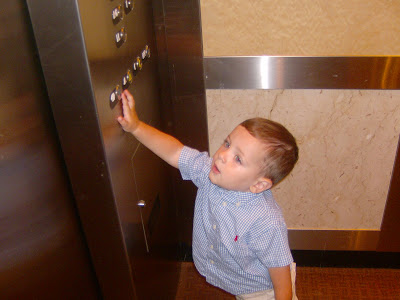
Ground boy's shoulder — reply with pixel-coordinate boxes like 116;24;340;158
235;190;287;229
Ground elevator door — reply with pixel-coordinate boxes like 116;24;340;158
26;0;180;298
0;1;100;299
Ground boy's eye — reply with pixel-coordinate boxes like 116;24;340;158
224;140;230;148
235;155;242;164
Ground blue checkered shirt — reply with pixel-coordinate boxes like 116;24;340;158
178;146;293;295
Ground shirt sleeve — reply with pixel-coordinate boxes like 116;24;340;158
249;222;293;269
178;146;212;188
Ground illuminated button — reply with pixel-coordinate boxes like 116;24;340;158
112;5;124;24
124;0;134;13
212;225;216;230
132;56;143;72
122;69;133;89
115;27;127;47
222;202;227;206
141;45;150;61
109;85;121;109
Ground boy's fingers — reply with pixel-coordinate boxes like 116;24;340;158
122;90;135;108
117;116;126;126
121;94;132;116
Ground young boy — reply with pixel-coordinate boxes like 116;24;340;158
118;90;299;300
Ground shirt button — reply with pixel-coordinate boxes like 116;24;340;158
210;260;214;264
210;245;214;249
236;202;241;207
222;202;227;206
213;225;216;230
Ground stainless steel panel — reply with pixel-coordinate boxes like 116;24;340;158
26;1;137;298
204;56;400;89
27;0;181;298
0;1;100;298
78;0;180;298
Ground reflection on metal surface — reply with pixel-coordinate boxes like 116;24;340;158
204;56;400;89
289;229;380;251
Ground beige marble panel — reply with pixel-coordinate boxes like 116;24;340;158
206;89;400;229
200;0;400;56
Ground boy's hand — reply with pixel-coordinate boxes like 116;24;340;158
116;89;183;168
117;90;140;134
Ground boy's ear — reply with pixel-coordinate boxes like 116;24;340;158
250;177;273;193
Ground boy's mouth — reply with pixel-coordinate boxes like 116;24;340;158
211;163;220;174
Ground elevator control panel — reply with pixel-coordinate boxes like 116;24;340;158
109;1;150;108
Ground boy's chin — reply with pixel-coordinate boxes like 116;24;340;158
208;172;217;184
208;172;225;188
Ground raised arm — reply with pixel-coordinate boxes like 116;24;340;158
117;90;183;168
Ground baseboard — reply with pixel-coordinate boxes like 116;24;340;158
178;244;400;269
293;250;400;269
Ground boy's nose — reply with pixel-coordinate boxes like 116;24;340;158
218;148;228;163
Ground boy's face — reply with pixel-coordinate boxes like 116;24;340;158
209;125;271;193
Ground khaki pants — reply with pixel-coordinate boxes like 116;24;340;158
236;263;298;300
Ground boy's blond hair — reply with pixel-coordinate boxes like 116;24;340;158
240;118;298;185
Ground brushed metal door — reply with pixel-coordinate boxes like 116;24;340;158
0;1;100;299
26;0;180;298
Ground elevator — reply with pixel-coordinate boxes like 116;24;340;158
2;0;206;299
2;1;399;299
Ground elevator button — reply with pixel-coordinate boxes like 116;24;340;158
124;0;134;13
109;85;121;109
115;27;127;47
112;5;124;24
133;56;143;72
122;69;133;89
141;45;150;61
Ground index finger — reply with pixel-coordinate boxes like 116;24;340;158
122;90;135;108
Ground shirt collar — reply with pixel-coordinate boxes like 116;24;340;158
217;187;265;206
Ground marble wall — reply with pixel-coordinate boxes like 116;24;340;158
206;90;400;229
200;1;400;230
200;0;400;56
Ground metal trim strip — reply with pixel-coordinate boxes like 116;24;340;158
204;56;400;90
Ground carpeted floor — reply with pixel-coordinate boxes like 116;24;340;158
175;262;400;299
